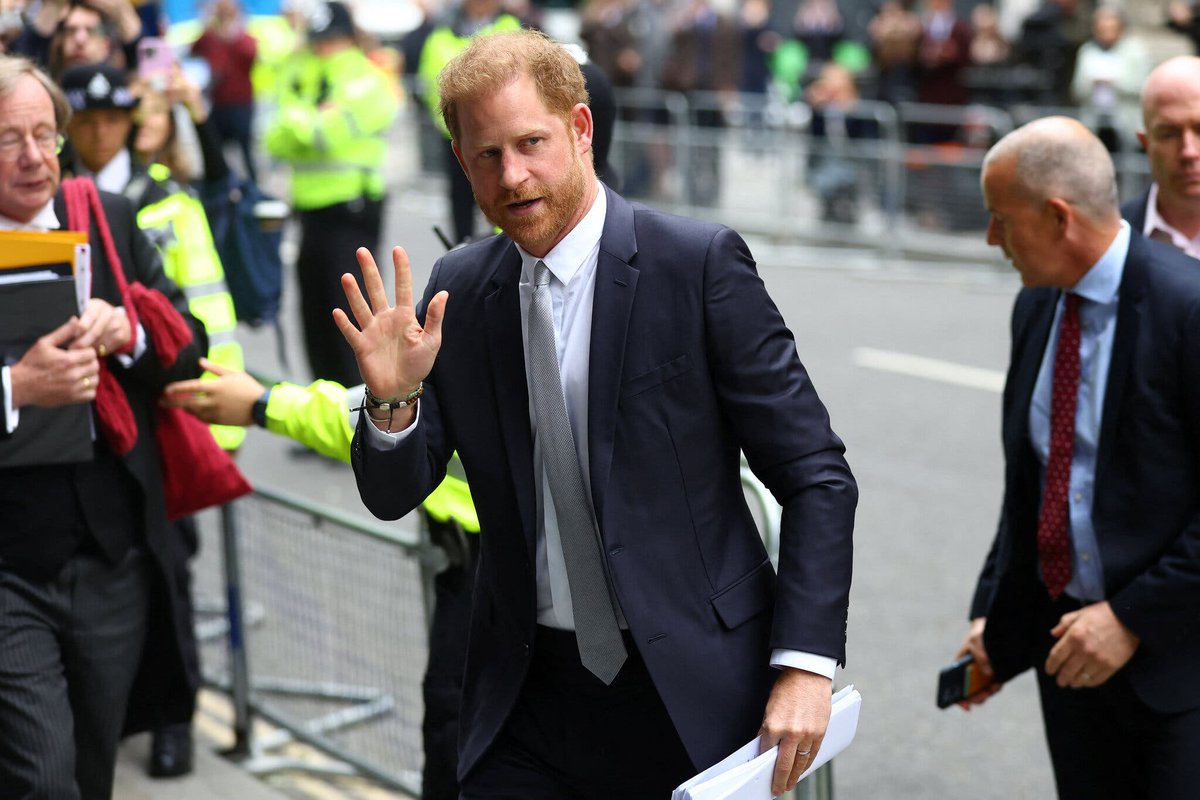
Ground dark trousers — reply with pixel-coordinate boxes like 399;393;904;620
153;517;202;734
421;519;479;800
444;142;476;244
296;198;384;386
210;103;258;183
460;626;695;800
0;547;150;800
1034;596;1200;799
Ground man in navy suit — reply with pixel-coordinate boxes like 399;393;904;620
957;116;1200;798
335;29;857;799
1121;55;1200;258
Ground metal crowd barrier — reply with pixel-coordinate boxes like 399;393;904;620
196;456;833;797
395;80;1151;262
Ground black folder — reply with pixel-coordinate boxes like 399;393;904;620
0;276;93;466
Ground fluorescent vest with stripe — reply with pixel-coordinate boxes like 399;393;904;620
417;15;522;139
265;47;398;211
134;164;246;450
266;381;478;532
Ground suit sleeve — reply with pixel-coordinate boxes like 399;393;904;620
351;259;451;520
702;226;858;664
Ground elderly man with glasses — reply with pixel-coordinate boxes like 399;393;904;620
0;55;205;799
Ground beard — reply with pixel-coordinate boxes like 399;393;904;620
477;150;587;254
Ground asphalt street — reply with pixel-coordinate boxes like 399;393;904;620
169;96;1063;797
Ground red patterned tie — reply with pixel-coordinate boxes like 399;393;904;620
1037;293;1080;600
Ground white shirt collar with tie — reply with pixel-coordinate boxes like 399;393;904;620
515;181;610;630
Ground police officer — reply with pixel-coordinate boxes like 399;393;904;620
265;1;398;386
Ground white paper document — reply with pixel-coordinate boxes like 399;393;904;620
673;685;862;800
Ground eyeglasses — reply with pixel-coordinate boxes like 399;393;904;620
0;131;65;161
61;24;105;39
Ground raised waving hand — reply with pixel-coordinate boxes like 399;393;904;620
333;247;448;427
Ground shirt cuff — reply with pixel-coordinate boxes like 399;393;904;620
771;650;837;680
1;365;17;434
354;390;420;450
114;315;147;367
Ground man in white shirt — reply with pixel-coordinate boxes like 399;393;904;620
1122;55;1200;258
336;29;857;800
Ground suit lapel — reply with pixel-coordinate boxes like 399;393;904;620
483;245;537;553
1007;290;1056;454
587;187;639;530
1096;236;1146;481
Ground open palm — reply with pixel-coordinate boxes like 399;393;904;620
333;246;448;400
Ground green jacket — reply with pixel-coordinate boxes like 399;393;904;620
267;380;478;532
131;164;245;450
265;47;398;210
417;14;522;138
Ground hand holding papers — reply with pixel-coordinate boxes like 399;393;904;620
673;686;862;800
0;230;94;465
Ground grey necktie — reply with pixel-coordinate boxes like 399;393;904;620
528;260;627;684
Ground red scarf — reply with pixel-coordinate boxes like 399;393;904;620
61;177;193;455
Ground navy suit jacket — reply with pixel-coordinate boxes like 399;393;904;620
352;186;857;776
1121;191;1150;233
970;232;1200;713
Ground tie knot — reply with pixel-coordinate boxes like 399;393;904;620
1064;292;1080;313
534;260;551;288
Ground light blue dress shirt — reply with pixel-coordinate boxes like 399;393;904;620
1028;222;1129;602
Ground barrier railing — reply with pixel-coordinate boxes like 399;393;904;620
395;81;1152;262
197;456;830;796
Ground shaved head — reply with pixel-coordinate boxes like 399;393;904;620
1138;56;1200;236
983;116;1118;224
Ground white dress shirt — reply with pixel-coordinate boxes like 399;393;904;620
1143;183;1200;259
364;182;835;679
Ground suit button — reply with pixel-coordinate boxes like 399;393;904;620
609;546;623;556
524;643;530;657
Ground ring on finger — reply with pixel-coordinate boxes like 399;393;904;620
97;343;108;357
81;375;92;390
797;750;811;756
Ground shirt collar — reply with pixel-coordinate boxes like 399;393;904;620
0;199;60;231
76;148;132;196
1071;220;1128;306
517;181;606;286
1143;182;1200;258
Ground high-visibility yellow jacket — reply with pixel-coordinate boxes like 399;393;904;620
132;164;246;450
266;380;478;532
417;14;522;139
265;46;398;211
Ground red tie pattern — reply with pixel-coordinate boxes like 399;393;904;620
1037;293;1081;600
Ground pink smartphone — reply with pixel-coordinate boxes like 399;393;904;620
137;37;175;87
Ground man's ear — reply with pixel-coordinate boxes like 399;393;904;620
1136;129;1148;151
451;139;469;177
1047;197;1072;232
571;103;593;157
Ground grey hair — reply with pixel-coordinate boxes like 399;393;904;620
0;56;72;132
983;117;1118;222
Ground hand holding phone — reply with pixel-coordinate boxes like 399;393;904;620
137;37;175;90
936;654;997;709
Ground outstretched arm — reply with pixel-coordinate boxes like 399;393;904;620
332;246;448;433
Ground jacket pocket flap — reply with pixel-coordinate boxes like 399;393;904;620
710;559;775;630
619;353;691;400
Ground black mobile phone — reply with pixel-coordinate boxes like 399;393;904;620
936;654;992;709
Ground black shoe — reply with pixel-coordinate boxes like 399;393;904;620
148;724;194;778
